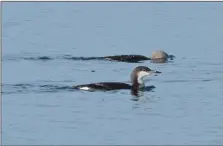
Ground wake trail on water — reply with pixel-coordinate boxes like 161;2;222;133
2;83;75;94
3;55;105;61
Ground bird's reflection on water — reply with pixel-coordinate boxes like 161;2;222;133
130;85;156;101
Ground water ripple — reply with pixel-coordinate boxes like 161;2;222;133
3;55;105;61
2;83;74;94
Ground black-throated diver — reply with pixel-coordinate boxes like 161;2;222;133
103;50;175;63
64;50;175;63
72;66;161;91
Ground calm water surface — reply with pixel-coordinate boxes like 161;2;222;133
2;2;223;145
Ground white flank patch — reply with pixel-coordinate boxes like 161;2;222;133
79;87;90;91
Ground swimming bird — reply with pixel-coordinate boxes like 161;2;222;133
72;66;161;92
103;50;175;63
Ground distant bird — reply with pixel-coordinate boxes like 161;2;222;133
103;50;175;63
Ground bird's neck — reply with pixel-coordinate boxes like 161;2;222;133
132;76;145;89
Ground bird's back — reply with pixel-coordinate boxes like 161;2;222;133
104;55;150;63
73;82;132;91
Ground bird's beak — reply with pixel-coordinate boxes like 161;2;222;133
150;70;162;76
168;55;175;60
154;70;162;74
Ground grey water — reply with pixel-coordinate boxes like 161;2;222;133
2;2;223;145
